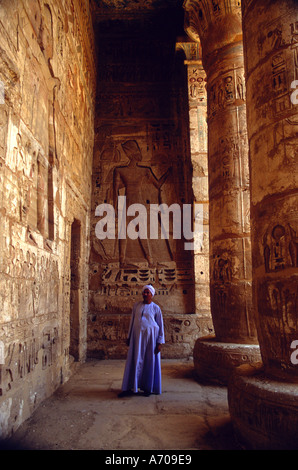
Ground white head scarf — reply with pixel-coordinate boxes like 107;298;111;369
142;284;155;297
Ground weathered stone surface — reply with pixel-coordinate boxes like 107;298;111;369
0;0;296;451
228;363;298;450
87;5;211;359
177;41;211;325
242;0;298;381
184;0;258;347
194;335;261;385
227;0;298;452
0;0;96;437
87;312;213;359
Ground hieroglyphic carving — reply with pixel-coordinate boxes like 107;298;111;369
42;327;59;370
0;242;59;322
211;253;231;324
263;223;298;272
256;275;298;375
229;373;298;449
185;0;257;347
0;326;58;396
247;14;298;123
98;264;193;293
88;311;213;359
208;71;246;119
188;66;206;102
93;134;186;267
241;0;298;383
113;139;172;266
0;0;97;437
90;128;195;317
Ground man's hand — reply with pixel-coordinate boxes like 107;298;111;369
155;343;161;354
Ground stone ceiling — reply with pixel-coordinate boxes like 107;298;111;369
90;0;186;38
91;0;183;15
90;0;190;89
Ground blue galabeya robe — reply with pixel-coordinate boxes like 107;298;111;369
121;301;165;394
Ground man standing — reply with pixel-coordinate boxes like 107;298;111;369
118;285;165;397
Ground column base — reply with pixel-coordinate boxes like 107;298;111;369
193;335;261;385
228;362;298;449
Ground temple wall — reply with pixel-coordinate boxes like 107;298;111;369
0;0;96;437
88;14;213;359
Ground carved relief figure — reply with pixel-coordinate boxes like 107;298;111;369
236;75;245;100
224;76;234;102
263;223;298;272
213;256;232;284
263;224;286;272
113;140;171;267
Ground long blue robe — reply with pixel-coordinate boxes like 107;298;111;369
121;301;165;394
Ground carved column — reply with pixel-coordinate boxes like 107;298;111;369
175;40;213;338
184;0;260;383
228;0;298;449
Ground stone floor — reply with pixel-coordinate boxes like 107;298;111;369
4;359;241;451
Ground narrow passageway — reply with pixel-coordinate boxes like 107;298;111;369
6;359;240;450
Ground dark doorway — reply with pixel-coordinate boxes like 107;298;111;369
70;219;81;361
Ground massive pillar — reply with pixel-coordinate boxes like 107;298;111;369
184;0;260;383
228;0;298;449
175;40;213;340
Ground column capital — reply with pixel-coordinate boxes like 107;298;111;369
183;0;243;62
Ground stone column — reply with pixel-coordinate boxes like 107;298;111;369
175;40;212;338
184;0;260;383
228;0;298;449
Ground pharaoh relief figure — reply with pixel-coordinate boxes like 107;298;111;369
113;140;172;267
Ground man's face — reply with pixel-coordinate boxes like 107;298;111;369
142;289;152;303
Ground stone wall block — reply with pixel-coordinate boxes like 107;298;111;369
0;0;96;438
